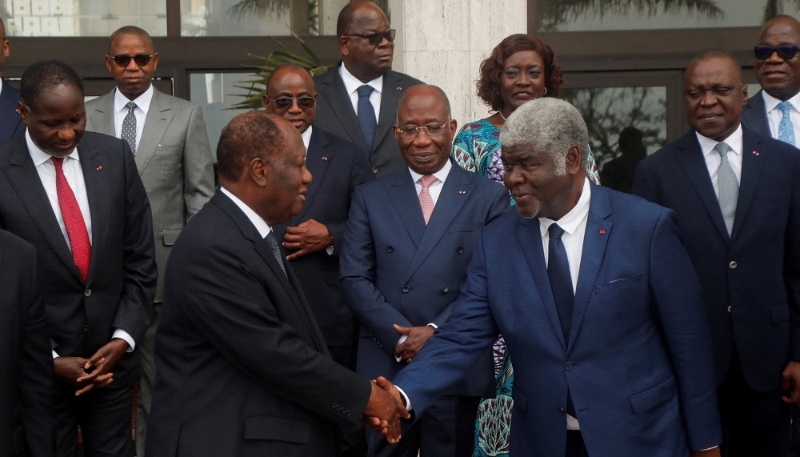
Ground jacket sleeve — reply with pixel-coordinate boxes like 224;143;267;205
182;104;215;220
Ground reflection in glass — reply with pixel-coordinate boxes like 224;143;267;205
189;72;252;161
3;0;166;37
561;86;667;190
537;0;800;32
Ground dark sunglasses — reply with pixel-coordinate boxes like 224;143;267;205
754;45;800;60
110;54;154;67
346;29;396;46
267;96;316;110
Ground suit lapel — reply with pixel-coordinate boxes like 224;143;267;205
291;128;329;225
675;133;730;241
731;130;766;239
79;144;109;283
386;171;426;248
87;92;116;136
404;164;472;282
517;217;566;350
136;90;172;176
1;137;82;281
319;66;369;151
374;71;401;153
0;80;21;141
568;185;611;351
743;90;771;136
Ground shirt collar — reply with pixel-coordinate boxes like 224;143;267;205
114;84;154;115
695;124;743;159
26;129;80;166
762;89;800;114
219;187;272;239
339;62;383;97
539;177;592;238
408;158;452;185
301;125;313;151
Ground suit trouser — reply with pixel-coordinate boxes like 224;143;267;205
367;395;479;457
135;303;160;457
54;381;134;457
718;352;791;457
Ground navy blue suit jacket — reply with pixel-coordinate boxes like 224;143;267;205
0;80;23;145
393;185;722;456
633;128;800;392
741;90;772;137
340;162;508;397
273;127;374;347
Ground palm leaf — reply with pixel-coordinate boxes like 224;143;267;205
537;0;723;31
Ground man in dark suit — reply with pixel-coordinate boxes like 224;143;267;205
742;15;800;142
314;1;422;178
0;229;54;457
383;97;722;457
145;112;408;457
0;60;157;457
340;85;509;457
83;26;215;456
0;18;23;144
266;63;374;371
634;52;800;457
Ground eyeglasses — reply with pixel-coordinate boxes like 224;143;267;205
754;45;800;60
110;54;155;67
396;122;449;139
266;96;316;110
345;29;396;46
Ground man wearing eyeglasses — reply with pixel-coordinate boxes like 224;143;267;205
0;17;23;144
84;25;215;457
314;1;422;179
340;85;508;457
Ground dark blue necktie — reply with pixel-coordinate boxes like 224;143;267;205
548;224;573;340
357;85;377;151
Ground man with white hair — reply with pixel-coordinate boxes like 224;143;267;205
382;98;723;456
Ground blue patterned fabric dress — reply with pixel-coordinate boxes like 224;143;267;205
451;119;600;457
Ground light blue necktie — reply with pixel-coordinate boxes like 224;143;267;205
715;142;738;235
778;101;796;146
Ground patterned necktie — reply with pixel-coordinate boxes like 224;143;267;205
418;175;437;224
778;101;796;146
52;157;91;283
715;142;738;235
265;231;287;276
121;101;138;154
356;85;377;151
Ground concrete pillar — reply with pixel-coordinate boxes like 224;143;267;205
319;0;351;36
388;0;527;127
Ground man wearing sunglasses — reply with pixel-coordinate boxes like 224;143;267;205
314;1;422;179
84;25;215;457
0;17;23;144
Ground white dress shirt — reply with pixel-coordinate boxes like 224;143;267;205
762;90;800;143
27;131;135;356
301;125;312;151
113;85;154;151
340;63;382;122
220;187;272;239
696;125;743;197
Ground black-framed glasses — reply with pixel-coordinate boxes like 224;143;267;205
345;29;396;46
110;54;154;67
267;96;316;110
396;122;449;139
754;45;800;60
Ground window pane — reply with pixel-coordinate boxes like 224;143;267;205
537;0;795;32
189;72;252;160
3;0;167;36
561;86;667;193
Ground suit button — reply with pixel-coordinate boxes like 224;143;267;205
402;286;409;293
729;261;737;269
372;167;379;174
387;246;394;253
565;361;573;370
84;325;89;332
558;407;566;414
84;289;91;297
441;286;449;293
727;306;732;313
457;247;464;254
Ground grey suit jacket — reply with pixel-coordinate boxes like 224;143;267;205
85;88;215;302
741;89;772;137
314;63;423;178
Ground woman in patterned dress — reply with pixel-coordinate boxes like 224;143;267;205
451;34;600;457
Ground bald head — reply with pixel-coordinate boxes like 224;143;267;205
337;1;387;37
686;51;743;86
756;15;800;100
216;112;289;184
397;85;451;122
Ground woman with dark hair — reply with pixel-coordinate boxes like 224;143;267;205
452;34;599;457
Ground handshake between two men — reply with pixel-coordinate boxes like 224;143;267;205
363;376;411;443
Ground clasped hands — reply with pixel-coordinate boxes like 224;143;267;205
363;376;410;443
283;219;333;260
53;339;129;396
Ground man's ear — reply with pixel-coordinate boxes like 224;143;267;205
249;156;270;187
566;145;583;174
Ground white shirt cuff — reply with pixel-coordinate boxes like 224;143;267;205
112;329;135;352
52;350;59;359
325;246;334;255
394;386;412;411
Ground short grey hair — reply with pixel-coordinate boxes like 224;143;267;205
500;98;589;175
